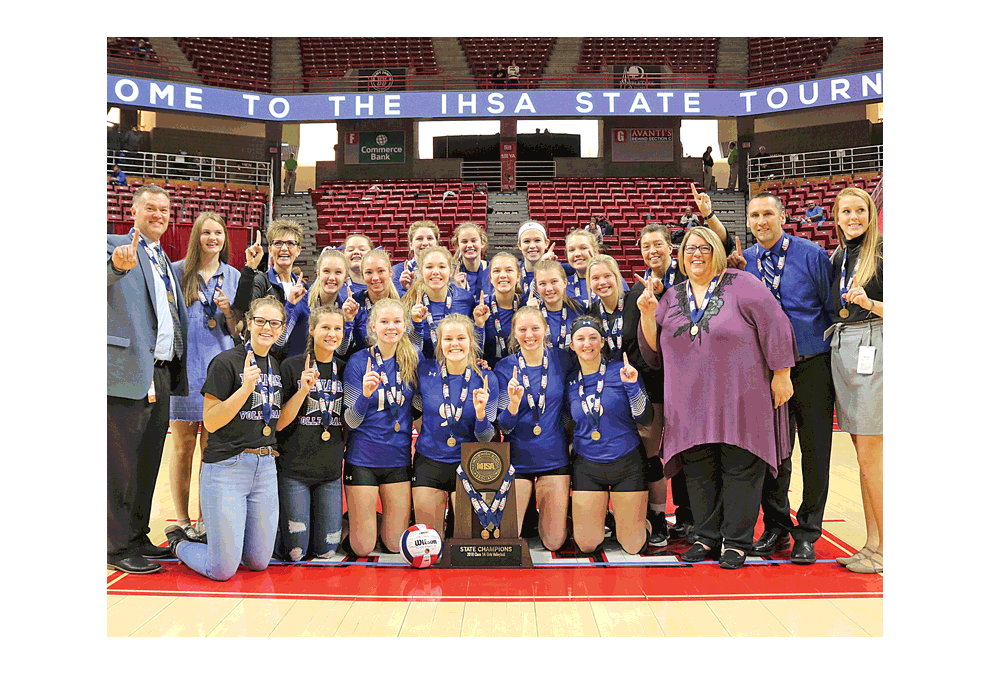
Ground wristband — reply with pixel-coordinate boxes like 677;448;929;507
702;211;713;220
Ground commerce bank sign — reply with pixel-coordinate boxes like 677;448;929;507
107;72;882;122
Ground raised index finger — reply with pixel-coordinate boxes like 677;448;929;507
305;354;311;370
623;352;630;368
366;357;372;373
131;229;141;248
254;231;261;247
512;365;518;381
483;374;489;391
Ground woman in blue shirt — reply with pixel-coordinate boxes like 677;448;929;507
412;314;499;539
342;298;421;556
169;211;241;542
481;252;525;368
307;247;361;358
352;248;402;349
494;306;571;551
404;246;478;359
566;316;653;556
451;221;492;303
526;259;586;350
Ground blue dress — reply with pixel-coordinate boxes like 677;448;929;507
169;260;241;421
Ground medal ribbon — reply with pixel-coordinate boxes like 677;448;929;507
578;359;607;434
644;261;678;288
132;229;176;301
423;288;453;347
688;274;721;324
197;273;223;325
517;350;548;428
598;294;624;352
760;236;790;303
245;342;272;426
541;301;571;348
372;346;403;424
440;362;472;436
839;248;861;317
314;359;341;430
456;464;516;532
571;273;595;305
491;294;519;357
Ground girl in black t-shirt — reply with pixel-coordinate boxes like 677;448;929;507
275;305;347;561
165;296;293;581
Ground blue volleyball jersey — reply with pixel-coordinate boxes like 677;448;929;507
494;347;572;473
343;277;367;298
542;299;587;350
520;260;574;298
460;260;493;304
566;273;629;307
481;295;522;367
585;290;636;364
413;360;499;464
391;260;415;298
342;347;420;468
565;360;651;463
411;285;478;359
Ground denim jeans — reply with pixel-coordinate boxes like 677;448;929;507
277;470;343;560
175;451;278;581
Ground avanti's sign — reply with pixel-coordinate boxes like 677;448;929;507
107;72;882;121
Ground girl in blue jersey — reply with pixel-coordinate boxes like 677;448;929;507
275;305;347;561
342;233;372;296
516;220;565;297
412;314;499;538
451;221;492;303
565;228;629;306
342;298;421;556
481;252;525;368
164;296;291;581
566;316;653;556
494;306;572;551
526;259;586;350
404;246;478;359
587;253;670;546
308;248;361;357
352;248;402;349
393;220;440;296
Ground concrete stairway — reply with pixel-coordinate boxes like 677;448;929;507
709;191;750;248
542;37;584;87
716;37;748;82
487;190;530;253
821;37;870;70
272;37;302;93
148;38;201;81
432;37;472;80
274;196;319;278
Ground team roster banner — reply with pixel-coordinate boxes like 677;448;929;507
108;71;882;121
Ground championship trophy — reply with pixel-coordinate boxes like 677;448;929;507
441;442;533;568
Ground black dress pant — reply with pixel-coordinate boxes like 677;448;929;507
670;471;691;523
680;443;765;551
107;364;172;560
759;352;836;542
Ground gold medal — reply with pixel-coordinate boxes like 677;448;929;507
167;291;175;304
447;437;457;447
493;527;500;539
533;425;542;436
591;430;601;441
208;318;218;329
481;528;490;539
395;422;401;432
322;430;331;441
839;308;850;318
690;325;699;336
263;425;272;436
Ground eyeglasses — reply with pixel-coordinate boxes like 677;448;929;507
250;317;285;329
682;245;713;255
270;240;299;248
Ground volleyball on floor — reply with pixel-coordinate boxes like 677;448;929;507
400;524;443;568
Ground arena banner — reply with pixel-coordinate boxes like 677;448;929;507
343;130;405;164
611;127;673;162
108;71;882;121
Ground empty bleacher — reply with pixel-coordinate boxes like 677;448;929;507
528;177;707;279
577;37;720;75
460;38;557;87
299;38;439;80
310;180;489;259
176;37;273;92
747;38;839;87
107;181;268;266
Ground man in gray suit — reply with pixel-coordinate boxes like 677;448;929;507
107;184;188;574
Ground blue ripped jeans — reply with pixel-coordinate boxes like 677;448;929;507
175;451;278;581
277;470;343;560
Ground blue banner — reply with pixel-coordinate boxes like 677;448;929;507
107;72;882;121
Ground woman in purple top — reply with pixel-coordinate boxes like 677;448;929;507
637;227;797;570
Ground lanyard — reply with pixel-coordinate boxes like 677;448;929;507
761;237;790;303
245;343;273;429
839;248;861;317
372;346;403;430
440;362;472;443
517;349;548;425
197;271;223;323
313;359;341;432
491;294;519;357
423;288;453;347
132;229;176;303
571;273;595;305
644;262;677;288
598;294;624;353
688;274;721;325
541;302;571;348
578;359;608;434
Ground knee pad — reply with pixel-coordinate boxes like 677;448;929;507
646;455;665;483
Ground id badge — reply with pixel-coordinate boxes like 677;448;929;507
856;346;877;375
147;378;157;403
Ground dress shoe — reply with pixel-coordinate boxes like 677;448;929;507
790;540;816;564
719;548;747;570
108;555;162;574
668;520;694;541
136;542;173;559
750;529;790;555
165;524;190;558
680;542;718;563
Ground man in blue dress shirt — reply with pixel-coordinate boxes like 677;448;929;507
720;192;835;564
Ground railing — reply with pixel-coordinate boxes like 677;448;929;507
460;161;501;190
515;161;556;187
871;176;883;210
747;145;883;184
108;52;882;95
107;150;270;186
